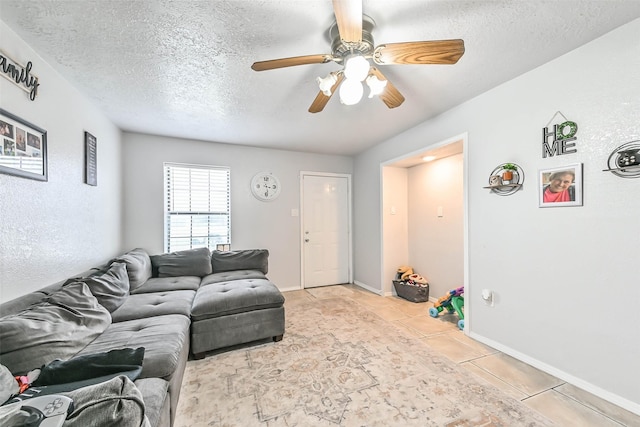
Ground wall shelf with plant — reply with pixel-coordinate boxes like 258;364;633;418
483;162;525;196
603;140;640;179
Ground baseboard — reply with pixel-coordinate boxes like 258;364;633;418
468;332;640;416
278;285;303;293
352;280;383;296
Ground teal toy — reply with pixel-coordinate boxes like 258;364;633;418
429;286;465;330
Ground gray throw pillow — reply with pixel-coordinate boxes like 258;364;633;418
0;282;111;375
112;248;152;291
79;262;130;312
211;249;269;274
62;375;150;427
150;247;212;278
0;364;19;404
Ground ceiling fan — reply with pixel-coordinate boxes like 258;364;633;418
251;0;465;113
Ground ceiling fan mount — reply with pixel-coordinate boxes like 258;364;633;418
329;14;376;61
251;0;465;113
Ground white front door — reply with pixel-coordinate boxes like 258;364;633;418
302;173;350;288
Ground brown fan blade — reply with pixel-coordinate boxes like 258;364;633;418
309;72;345;113
251;54;334;71
373;39;465;65
332;0;362;43
369;67;405;109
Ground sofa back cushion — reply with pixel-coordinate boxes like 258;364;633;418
77;262;130;312
111;248;152;291
211;249;269;274
0;282;111;375
150;247;212;278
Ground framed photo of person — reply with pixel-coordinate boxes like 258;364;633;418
0;108;47;181
538;163;583;208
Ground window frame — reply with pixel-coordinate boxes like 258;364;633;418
163;162;231;253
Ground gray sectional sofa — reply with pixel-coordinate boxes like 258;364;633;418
0;248;285;427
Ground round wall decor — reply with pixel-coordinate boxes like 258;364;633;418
251;172;281;201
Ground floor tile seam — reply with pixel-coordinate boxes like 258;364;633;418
466;359;533;396
454;353;494;365
551;386;630;426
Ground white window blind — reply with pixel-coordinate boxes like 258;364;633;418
164;163;230;252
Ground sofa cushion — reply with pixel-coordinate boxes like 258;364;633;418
62;375;148;427
0;282;111;375
110;290;196;322
211;249;269;274
135;377;169;427
76;314;190;381
150;247;212;278
112;248;152;291
191;279;285;321
200;270;267;287
75;262;130;312
129;276;201;295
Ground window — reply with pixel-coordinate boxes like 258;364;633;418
164;163;230;252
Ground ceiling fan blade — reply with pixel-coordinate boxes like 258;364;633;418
251;54;334;71
373;39;465;65
332;0;362;43
369;67;405;109
309;72;345;113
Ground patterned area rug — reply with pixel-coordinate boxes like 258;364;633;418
175;296;553;426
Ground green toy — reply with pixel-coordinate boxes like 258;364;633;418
429;286;465;330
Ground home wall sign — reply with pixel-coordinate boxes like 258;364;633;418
0;50;40;101
542;111;577;158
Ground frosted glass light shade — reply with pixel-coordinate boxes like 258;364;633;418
316;73;338;96
344;56;370;81
365;75;387;98
339;78;363;105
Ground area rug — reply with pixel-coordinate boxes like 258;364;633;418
174;296;553;426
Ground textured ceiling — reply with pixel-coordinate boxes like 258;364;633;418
1;1;640;156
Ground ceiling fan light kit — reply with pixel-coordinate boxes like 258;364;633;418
339;78;364;105
250;0;465;113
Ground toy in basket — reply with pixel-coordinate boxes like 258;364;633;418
429;286;464;330
393;265;429;303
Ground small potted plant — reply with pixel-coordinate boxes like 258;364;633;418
502;163;517;184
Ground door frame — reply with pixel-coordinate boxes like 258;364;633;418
299;171;353;289
379;132;469;332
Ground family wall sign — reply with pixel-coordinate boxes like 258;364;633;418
542;112;578;158
0;50;40;101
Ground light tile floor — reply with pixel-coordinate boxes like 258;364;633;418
284;284;640;427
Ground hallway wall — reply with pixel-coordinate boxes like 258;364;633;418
408;153;464;300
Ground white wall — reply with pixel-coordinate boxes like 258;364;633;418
0;22;122;303
353;19;640;413
407;154;464;300
121;132;353;291
380;166;408;295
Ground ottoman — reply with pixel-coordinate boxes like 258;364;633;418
190;278;285;358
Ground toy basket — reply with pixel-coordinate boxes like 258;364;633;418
393;280;429;303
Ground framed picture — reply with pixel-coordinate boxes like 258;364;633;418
0;108;47;181
538;163;583;207
84;131;97;186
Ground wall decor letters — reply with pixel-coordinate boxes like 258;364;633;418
0;50;40;101
542;111;577;158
